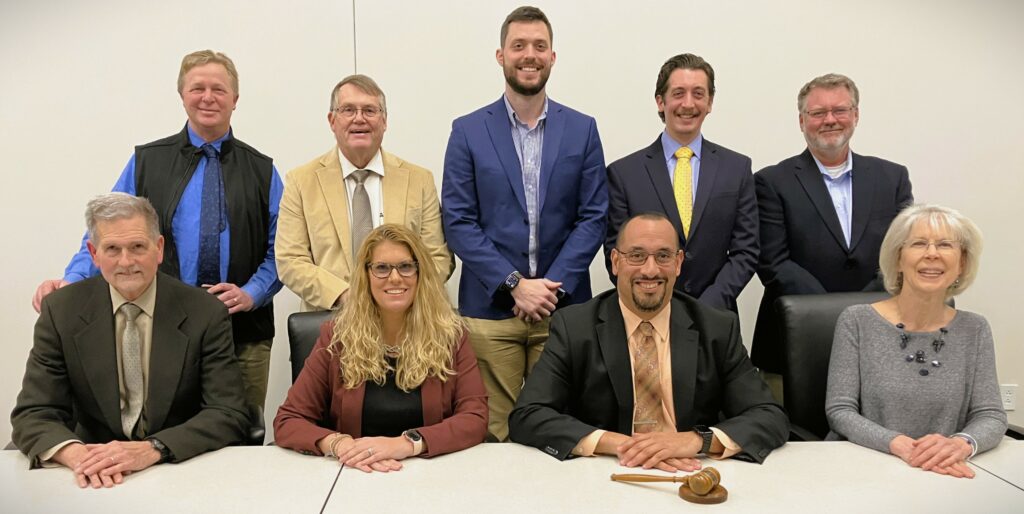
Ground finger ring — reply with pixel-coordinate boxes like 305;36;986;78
367;448;374;456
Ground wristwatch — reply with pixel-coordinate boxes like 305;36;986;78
148;437;173;464
503;271;524;291
403;429;424;456
692;425;713;455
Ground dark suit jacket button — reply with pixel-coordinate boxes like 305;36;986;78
844;258;857;270
685;252;694;260
683;285;691;292
544;446;559;456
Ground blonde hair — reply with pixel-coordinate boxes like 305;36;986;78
177;50;239;95
329;224;465;391
879;204;983;298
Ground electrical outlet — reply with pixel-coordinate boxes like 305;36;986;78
1001;384;1017;411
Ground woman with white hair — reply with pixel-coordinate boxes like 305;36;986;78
825;204;1006;478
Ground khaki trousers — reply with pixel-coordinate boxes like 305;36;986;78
235;338;272;410
464;316;550;442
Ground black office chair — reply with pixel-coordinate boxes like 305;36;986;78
777;292;891;441
245;404;266;446
286;310;335;383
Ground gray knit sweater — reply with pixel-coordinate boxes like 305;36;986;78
825;304;1007;455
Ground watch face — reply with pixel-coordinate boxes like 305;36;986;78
405;429;422;442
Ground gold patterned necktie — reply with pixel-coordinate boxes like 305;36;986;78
350;169;373;259
673;146;694;238
120;303;144;439
632;321;665;434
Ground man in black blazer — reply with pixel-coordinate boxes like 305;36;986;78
12;193;249;488
752;74;913;376
606;53;757;312
510;214;787;469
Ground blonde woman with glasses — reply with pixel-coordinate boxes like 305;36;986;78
274;225;487;472
825;204;1006;478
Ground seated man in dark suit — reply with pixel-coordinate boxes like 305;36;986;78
12;193;249;488
510;213;787;470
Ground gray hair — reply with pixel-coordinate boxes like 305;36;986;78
797;73;859;112
329;74;387;115
85;193;161;245
878;204;983;298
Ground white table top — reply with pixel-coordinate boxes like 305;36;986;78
972;439;1024;489
325;441;1024;514
1;446;340;514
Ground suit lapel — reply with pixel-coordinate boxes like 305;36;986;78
381;151;409;225
145;274;189;433
848;153;874;252
316;148;354;273
793;150;848;251
339;384;365;438
538;101;564;210
689;139;721;238
73;280;123;436
596;295;636;434
484;98;528;214
420;377;443;426
643;138;687;246
668;297;699;430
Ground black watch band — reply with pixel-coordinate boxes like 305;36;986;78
148;437;173;464
693;425;713;455
503;271;523;291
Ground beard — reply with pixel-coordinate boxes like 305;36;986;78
632;282;669;313
804;125;854;155
504;64;550;97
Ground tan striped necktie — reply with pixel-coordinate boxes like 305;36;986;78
632;321;665;434
120;303;144;438
673;146;694;237
350;169;372;259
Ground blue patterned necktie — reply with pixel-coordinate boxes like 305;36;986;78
198;144;224;286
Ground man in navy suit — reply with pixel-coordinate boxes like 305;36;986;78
751;73;912;383
442;6;607;442
606;53;758;313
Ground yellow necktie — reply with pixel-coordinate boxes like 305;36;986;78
673;147;694;237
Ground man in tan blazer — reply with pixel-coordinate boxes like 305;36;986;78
277;74;452;311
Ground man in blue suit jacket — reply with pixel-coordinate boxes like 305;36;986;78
442;6;607;441
606;54;758;313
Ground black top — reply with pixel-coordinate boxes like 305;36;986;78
361;357;423;437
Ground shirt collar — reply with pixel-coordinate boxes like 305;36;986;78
661;131;703;163
109;278;158;318
503;94;549;128
811;149;854;179
338;148;386;179
619;297;672;342
186;123;232;151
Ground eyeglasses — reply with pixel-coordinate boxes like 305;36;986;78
614;248;679;266
367;261;418;278
803;106;856;120
333;105;382;119
903;239;960;254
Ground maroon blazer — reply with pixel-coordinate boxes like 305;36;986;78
274;322;488;457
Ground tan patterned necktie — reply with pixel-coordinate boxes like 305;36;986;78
673;146;694;238
632;321;665;433
120;303;144;439
350;169;373;259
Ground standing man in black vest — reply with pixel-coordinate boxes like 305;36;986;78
32;50;283;411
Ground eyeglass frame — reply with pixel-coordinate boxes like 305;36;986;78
612;248;681;267
902;239;961;254
802;105;857;120
367;260;419;279
332;104;384;119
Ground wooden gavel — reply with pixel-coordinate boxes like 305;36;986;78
611;467;727;504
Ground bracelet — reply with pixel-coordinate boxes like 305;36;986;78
324;433;352;457
951;433;978;458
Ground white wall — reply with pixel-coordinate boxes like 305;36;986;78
2;0;1021;445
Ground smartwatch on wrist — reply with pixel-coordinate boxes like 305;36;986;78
503;271;523;291
148;438;173;464
403;429;424;455
692;425;713;455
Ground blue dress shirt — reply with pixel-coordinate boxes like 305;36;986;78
811;150;854;248
63;125;284;307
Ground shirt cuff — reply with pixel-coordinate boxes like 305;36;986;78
572;429;606;457
707;427;741;460
952;432;978;458
39;439;82;467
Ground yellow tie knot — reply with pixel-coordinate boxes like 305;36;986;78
675;147;694;160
